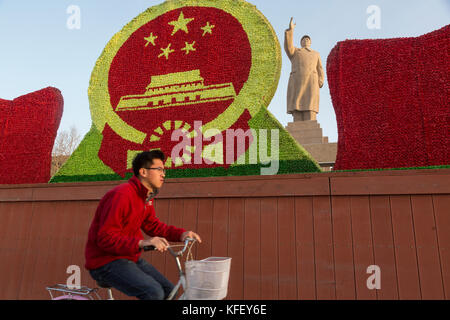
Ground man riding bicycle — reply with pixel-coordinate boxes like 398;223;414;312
85;150;202;300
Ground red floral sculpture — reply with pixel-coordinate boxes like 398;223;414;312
97;7;253;176
98;7;252;176
327;25;449;170
0;87;63;184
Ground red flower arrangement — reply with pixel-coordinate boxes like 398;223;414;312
327;24;449;170
0;87;63;184
97;6;254;176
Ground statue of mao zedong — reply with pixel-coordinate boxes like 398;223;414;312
284;17;324;121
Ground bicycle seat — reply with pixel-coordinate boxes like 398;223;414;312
96;280;112;289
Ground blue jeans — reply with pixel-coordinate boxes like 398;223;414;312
89;258;174;300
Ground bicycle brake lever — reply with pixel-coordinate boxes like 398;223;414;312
184;237;196;243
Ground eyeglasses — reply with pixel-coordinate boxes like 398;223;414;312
144;167;166;174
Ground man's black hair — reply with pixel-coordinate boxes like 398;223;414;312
132;150;165;177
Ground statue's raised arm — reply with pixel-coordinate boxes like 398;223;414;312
289;17;296;30
284;18;296;58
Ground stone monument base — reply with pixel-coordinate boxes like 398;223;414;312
286;120;337;171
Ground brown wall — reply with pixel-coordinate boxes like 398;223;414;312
0;169;449;300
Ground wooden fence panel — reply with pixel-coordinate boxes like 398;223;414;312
370;195;398;299
0;169;448;300
331;196;356;299
164;199;184;285
243;198;261;300
277;197;297;300
196;199;213;260
295;197;316;300
259;198;278;300
350;196;377;300
150;199;169;288
211;198;229;258
29;202;59;299
313;196;336;300
411;195;445;299
18;202;46;299
1;202;32;299
227;198;245;300
433;195;450;299
181;198;199;260
0;202;14;299
390;195;421;299
48;202;78;294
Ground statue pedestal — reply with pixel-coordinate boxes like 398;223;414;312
286;120;337;171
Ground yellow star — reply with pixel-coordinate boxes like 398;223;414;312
158;44;175;60
201;22;215;36
144;32;158;47
168;11;194;36
181;41;196;55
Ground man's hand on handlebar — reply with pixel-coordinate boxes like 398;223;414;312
181;231;202;243
140;232;201;252
139;237;169;252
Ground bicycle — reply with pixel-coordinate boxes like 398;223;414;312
46;237;198;300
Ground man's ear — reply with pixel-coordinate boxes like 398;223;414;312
139;167;147;177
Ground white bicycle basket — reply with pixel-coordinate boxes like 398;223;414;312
184;257;231;300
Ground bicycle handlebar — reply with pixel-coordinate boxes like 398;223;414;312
143;237;196;256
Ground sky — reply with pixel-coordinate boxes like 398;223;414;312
0;0;449;143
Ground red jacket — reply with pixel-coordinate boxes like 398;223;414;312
85;176;186;270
